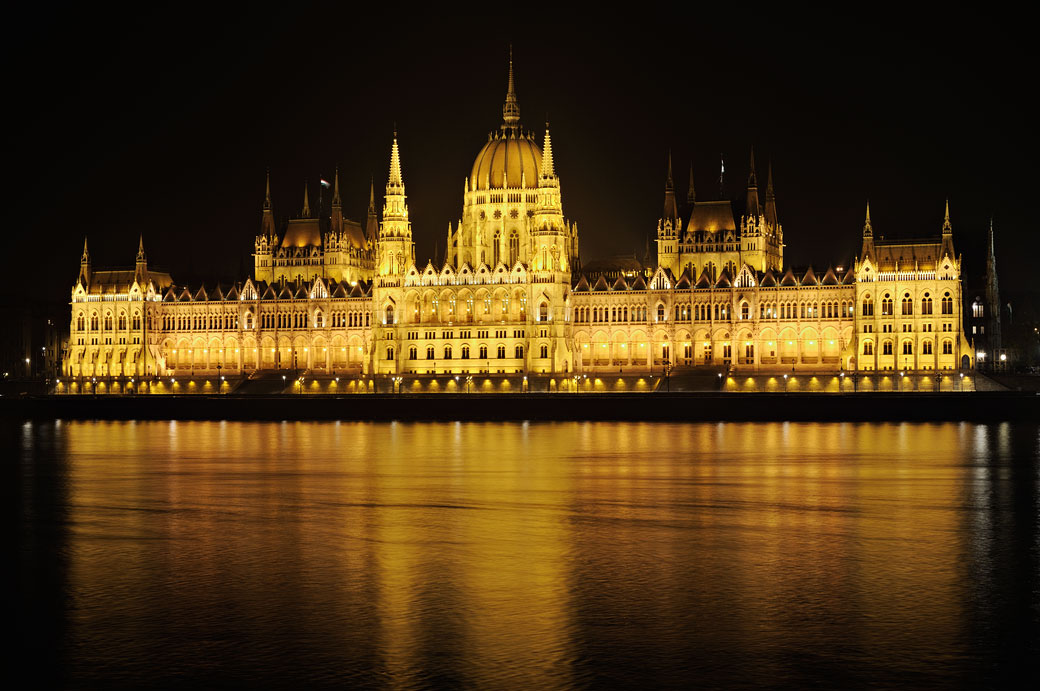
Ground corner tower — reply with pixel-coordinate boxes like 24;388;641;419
376;132;414;277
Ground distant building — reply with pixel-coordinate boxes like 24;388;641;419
61;53;976;388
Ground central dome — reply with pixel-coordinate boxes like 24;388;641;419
470;131;542;190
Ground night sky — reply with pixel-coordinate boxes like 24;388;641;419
9;8;1032;303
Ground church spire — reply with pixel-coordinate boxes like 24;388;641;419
136;234;146;261
264;169;272;210
301;182;311;217
745;146;760;218
942;198;952;234
863;201;872;237
502;46;520;132
135;234;148;284
540;121;555;178
81;236;89;262
687;161;696;205
260;170;276;240
332;166;341;207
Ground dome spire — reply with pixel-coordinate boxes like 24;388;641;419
502;45;520;132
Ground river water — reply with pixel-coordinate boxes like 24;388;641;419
10;420;1040;689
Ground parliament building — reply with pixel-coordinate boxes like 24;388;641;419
61;56;979;393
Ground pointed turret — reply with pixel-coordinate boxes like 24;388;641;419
135;235;148;285
860;201;875;263
764;161;778;228
78;237;91;285
330;167;342;236
502;46;520;132
388;132;404;191
260;170;276;240
985;217;1001;358
745;147;760;218
687;161;696;205
365;177;378;244
662;151;679;223
940;199;955;258
301;182;311;218
378;132;413;275
540;122;555;178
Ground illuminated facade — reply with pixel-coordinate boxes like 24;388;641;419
62;56;975;388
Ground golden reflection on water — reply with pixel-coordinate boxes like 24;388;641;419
30;420;1039;687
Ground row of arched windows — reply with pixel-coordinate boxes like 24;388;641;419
863;339;954;356
863;292;953;317
405;343;532;360
76;311;142;332
575;305;649;323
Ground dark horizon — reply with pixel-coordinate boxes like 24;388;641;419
8;9;1032;301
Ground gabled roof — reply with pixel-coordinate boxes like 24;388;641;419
801;267;818;285
780;269;798;286
841;267;856;285
592;275;610;291
760;270;778;287
630;273;647;290
821;267;839;285
695;269;713;288
715;270;732;288
611;275;628;291
573;275;590;292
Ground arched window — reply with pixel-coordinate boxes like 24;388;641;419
493;230;501;266
863;341;874;355
515;344;524;359
76;314;85;331
314;311;323;328
540;304;549;322
942;293;953;315
104;313;113;330
903;341;913;355
479;345;488;359
426;346;435;359
923;341;933;355
444;345;452;360
540;344;548;358
942;340;953;354
972;299;983;318
462;345;470;359
741;303;749;320
132;312;141;330
922;294;933;315
386;347;394;360
408;346;417;360
118;313;127;330
385;305;394;324
883;341;893;355
902;294;913;315
881;295;893;316
497;345;506;358
657;304;665;322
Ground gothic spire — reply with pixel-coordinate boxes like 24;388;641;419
863;201;872;237
388;131;404;190
332;166;341;206
687;161;696;205
136;234;146;261
745;146;760;218
662;151;678;222
301;182;311;217
264;169;272;210
502;46;520;131
368;176;376;213
942;198;952;234
81;236;89;262
541;121;555;178
764;161;778;227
